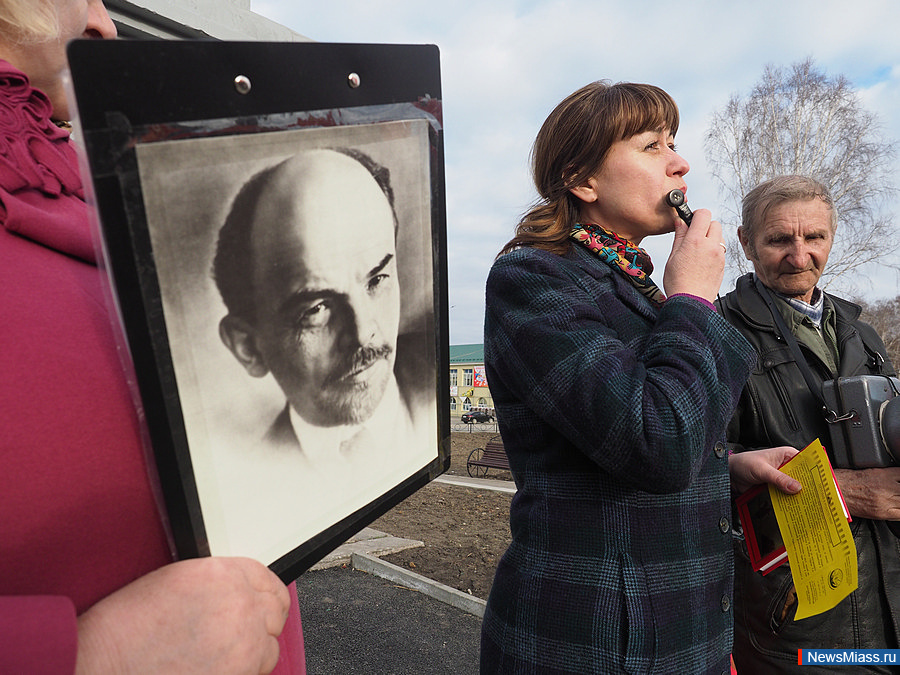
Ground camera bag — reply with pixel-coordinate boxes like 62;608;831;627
823;375;900;468
754;281;899;469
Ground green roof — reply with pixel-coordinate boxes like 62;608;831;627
449;343;484;364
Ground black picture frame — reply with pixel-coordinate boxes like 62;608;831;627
66;40;450;582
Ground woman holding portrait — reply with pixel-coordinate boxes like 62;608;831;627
0;1;304;672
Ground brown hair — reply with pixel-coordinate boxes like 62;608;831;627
500;80;680;256
740;175;836;255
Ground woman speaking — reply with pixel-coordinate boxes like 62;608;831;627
480;81;800;673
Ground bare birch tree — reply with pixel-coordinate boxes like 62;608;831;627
705;57;898;292
857;295;900;367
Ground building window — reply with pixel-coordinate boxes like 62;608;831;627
463;368;473;387
450;397;457;411
449;370;458;387
463;397;472;411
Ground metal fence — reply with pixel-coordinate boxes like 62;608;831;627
451;419;499;433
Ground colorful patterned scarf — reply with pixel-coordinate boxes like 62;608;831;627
571;222;666;305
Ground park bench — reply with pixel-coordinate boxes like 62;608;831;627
466;435;510;478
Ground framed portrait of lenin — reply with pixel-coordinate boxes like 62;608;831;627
65;40;450;582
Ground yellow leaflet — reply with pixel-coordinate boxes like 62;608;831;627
769;439;857;620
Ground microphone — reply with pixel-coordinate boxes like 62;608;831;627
666;189;693;225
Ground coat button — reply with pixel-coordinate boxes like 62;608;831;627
719;516;730;533
721;595;731;612
714;442;726;459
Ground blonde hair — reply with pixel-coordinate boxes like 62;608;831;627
0;0;59;44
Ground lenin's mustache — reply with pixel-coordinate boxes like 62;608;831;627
330;343;393;381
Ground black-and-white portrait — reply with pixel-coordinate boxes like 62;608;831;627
134;120;438;566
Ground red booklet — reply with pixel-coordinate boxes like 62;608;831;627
734;442;850;575
735;482;788;574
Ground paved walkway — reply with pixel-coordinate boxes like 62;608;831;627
298;562;482;674
309;527;424;571
297;473;513;672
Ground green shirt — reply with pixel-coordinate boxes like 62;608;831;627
773;295;839;376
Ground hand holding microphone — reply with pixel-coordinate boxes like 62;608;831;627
663;189;726;303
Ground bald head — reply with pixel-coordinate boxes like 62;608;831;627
249;150;395;306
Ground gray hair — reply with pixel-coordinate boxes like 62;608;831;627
740;175;837;250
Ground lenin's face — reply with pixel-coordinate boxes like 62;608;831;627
242;151;401;427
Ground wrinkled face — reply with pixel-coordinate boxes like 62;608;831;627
249;151;401;428
574;128;690;243
739;198;834;303
17;0;117;119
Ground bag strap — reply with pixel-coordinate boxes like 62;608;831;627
753;279;853;423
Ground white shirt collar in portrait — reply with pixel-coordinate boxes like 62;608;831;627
287;374;407;471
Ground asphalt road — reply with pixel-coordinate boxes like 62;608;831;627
297;565;482;674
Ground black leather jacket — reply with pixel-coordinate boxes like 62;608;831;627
718;274;900;673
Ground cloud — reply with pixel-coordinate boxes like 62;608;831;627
253;0;900;343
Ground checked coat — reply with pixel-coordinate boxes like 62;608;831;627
480;244;756;674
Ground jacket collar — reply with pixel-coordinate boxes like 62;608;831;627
725;274;776;331
568;243;661;322
724;273;868;375
726;273;863;328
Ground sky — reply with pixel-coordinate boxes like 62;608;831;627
251;0;900;345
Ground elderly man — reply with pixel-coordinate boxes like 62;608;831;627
718;175;900;672
213;148;430;472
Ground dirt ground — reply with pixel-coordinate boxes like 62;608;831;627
370;429;513;601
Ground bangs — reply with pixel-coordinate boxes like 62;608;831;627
611;84;680;140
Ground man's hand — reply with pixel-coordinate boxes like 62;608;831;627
75;557;290;674
730;446;803;496
834;467;900;520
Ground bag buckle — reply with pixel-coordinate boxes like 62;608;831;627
824;406;858;424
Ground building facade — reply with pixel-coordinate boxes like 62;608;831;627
449;344;492;414
106;0;306;41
